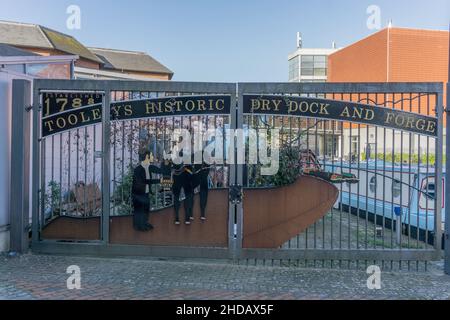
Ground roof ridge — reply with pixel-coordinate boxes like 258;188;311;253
88;47;147;55
0;20;39;27
36;25;56;49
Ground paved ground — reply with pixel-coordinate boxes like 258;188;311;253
1;253;450;300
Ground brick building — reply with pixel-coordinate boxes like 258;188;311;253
327;27;449;159
0;20;173;80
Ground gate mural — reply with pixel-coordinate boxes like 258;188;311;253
31;80;444;267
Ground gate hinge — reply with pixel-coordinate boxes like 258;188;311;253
229;184;243;205
25;105;33;112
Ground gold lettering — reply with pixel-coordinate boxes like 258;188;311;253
44;120;54;132
364;109;374;120
56;117;66;129
185;100;195;112
416;119;426;131
164;101;173;113
405;117;415;129
175;101;183;112
309;102;319;114
395;115;405;127
80;112;91;123
352;107;363;119
426;121;436;133
111;105;122;117
146;102;156;114
57;98;68;113
124;105;132;116
261;99;270;111
299;101;309;113
272;99;281;111
385;112;395;124
215;99;225;110
197;100;206;111
91;108;101;120
251;99;260;112
319;104;330;115
288;101;298;113
340;106;351;118
68;114;78;126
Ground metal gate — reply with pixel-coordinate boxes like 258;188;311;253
31;80;237;258
29;80;444;268
236;82;444;270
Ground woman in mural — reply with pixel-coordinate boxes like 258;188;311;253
131;150;162;231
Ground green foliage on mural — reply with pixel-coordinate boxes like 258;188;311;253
44;180;61;216
361;152;438;165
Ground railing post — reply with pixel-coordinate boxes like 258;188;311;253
445;82;450;275
31;84;40;246
435;87;443;256
10;79;32;253
102;88;111;244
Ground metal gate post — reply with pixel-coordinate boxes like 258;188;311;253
101;87;111;243
435;88;444;254
234;87;244;259
10;79;31;253
445;82;450;275
31;85;40;245
228;90;238;259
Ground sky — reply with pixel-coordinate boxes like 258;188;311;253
1;0;449;82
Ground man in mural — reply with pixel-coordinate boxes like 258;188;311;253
131;150;163;231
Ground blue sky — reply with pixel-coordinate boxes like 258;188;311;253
1;0;449;81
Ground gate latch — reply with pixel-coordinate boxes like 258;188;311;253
229;184;243;204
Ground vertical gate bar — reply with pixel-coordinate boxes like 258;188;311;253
121;117;125;212
76;128;80;213
40;138;45;232
348;93;353;250
51;135;54;217
330;93;335;250
407;94;413;251
59;133;63;218
434;89;443;254
357;93;361;251
32;87;40;243
445;82;450;274
365;97;369;250
426;94;430;247
84;126;88;216
93;124;97;216
374;93;379;249
399;93;404;251
102;87;111;243
391;93;396;249
231;87;240;259
382;93;387;249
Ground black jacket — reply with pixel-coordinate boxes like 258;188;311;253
131;165;162;196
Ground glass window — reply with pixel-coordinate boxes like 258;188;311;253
289;57;299;81
314;68;327;76
392;180;401;198
301;68;314;76
314;61;327;69
369;176;377;193
314;55;327;63
26;63;71;79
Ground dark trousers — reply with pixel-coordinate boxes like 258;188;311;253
192;171;209;218
172;173;193;222
132;194;150;230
